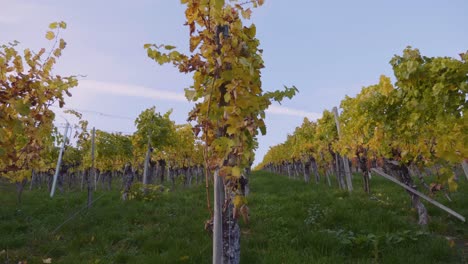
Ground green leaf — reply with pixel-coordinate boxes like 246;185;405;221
440;151;460;163
245;24;256;38
432;83;444;96
239;57;250;68
184;88;196;101
12;119;24;134
258;119;266;135
14;101;31;116
221;70;233;81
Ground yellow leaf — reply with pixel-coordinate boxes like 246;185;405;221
190;36;201;52
226;125;237;135
59;39;66;49
213;0;224;10
49;22;58;29
219;166;232;177
45;31;55;40
448;239;455;248
448;177;458;192
224;93;231;103
232;166;241;177
241;9;252;19
43;258;52;263
233;195;247;209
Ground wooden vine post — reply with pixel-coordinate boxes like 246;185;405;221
50;122;69;197
92;127;96;191
87;127;95;208
462;160;468;180
213;167;224;263
142;135;151;186
332;106;353;192
145;1;297;262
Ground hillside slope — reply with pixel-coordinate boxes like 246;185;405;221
0;171;466;263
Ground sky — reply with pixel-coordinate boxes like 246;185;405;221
1;0;467;165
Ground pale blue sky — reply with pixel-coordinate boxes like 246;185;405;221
1;0;467;164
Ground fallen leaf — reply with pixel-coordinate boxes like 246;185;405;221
448;240;455;248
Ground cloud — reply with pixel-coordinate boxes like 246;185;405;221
79;80;186;102
77;79;320;118
266;105;321;119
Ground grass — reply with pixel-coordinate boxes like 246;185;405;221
0;171;466;263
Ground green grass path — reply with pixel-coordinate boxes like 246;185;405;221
0;171;466;263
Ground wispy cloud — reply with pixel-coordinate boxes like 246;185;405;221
79;80;186;102
77;80;320;118
266;105;321;120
